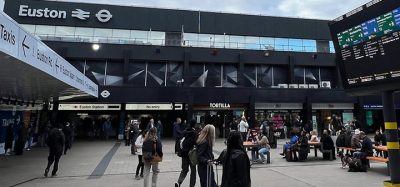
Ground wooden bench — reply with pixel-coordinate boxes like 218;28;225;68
366;156;390;176
337;147;357;155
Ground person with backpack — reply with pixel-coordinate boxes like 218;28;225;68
219;131;251;187
135;130;147;180
197;124;216;187
44;124;65;177
142;127;163;187
175;120;198;187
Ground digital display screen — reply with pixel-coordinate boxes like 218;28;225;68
329;0;400;95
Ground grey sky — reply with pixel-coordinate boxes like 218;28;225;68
54;0;369;20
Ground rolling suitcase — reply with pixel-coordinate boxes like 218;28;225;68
206;160;220;187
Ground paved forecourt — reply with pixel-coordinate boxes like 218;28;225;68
0;139;389;187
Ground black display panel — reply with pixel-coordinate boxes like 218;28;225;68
329;0;400;95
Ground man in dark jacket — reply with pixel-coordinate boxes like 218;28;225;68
62;122;73;155
175;120;198;187
173;118;184;154
220;131;251;187
320;129;336;160
354;131;373;159
44;125;65;177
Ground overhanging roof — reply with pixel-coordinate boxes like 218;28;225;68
0;11;98;102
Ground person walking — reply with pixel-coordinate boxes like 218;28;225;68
44;125;65;177
125;122;131;146
142;127;163;187
175;120;198;187
62;122;73;155
4;123;14;155
131;121;140;155
220;131;251;187
197;124;216;187
238;116;249;141
102;118;112;140
135;130;147;180
156;120;163;140
173;118;184;154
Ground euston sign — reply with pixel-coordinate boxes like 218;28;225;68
18;5;112;22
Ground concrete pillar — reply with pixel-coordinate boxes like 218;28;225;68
382;91;400;186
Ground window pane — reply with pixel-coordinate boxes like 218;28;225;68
127;61;146;86
55;26;75;36
112;29;131;38
205;64;222;87
305;67;319;84
257;65;273;88
243;65;256;87
35;25;55;36
166;62;183;87
275;38;289;51
273;66;289;85
131;30;148;44
22;24;36;34
294;67;305;84
106;60;124;86
303;39;317;52
146;62;166;87
189;63;206;87
320;67;336;88
212;34;225;48
222;64;238;87
245;36;260;50
149;31;165;45
229;35;245;49
198;34;212;48
329;41;335;53
75;27;94;36
85;60;106;85
183;33;198;47
288;39;303;52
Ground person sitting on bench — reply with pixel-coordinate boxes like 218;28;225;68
353;131;373;166
256;133;271;164
320;129;336;160
280;131;299;157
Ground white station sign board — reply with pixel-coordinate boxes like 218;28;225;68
126;104;174;110
0;11;98;97
58;104;121;111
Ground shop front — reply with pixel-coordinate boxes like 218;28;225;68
255;103;304;138
192;103;247;138
311;103;354;135
57;103;122;139
125;103;185;137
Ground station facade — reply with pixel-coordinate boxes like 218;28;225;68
3;0;399;138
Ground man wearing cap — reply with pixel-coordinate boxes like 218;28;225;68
351;129;361;149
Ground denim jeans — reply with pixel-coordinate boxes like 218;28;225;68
251;148;259;161
144;162;159;187
258;148;270;160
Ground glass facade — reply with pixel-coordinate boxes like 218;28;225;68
22;24;332;53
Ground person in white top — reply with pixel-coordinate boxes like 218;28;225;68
135;130;146;180
238;116;249;141
309;130;319;142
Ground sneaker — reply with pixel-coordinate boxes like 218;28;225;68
140;175;143;178
279;153;284;156
175;182;180;187
135;175;140;180
44;168;49;177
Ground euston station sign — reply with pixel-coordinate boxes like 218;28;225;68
18;5;112;22
58;104;121;111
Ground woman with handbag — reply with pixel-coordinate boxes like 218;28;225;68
196;124;216;187
142;127;163;187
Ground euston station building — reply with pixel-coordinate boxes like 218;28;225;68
3;0;400;138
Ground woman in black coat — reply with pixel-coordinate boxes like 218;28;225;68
220;131;251;187
5;124;14;155
320;129;336;160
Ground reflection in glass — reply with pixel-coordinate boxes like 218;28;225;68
257;65;273;88
243;65;256;87
127;61;146;87
189;63;206;87
106;61;124;86
294;67;305;84
85;60;106;85
273;66;289;85
146;62;166;87
205;64;221;87
55;26;75;36
22;24;36;34
166;62;183;87
305;67;319;84
35;25;55;36
222;64;238;87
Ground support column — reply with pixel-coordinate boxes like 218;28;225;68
183;52;190;87
238;53;245;87
288;55;295;84
123;50;131;84
382;91;400;187
118;110;126;141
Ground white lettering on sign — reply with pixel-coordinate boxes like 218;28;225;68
58;104;121;110
126;104;173;110
18;5;67;19
209;103;231;108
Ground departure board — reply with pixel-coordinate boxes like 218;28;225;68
329;0;400;95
